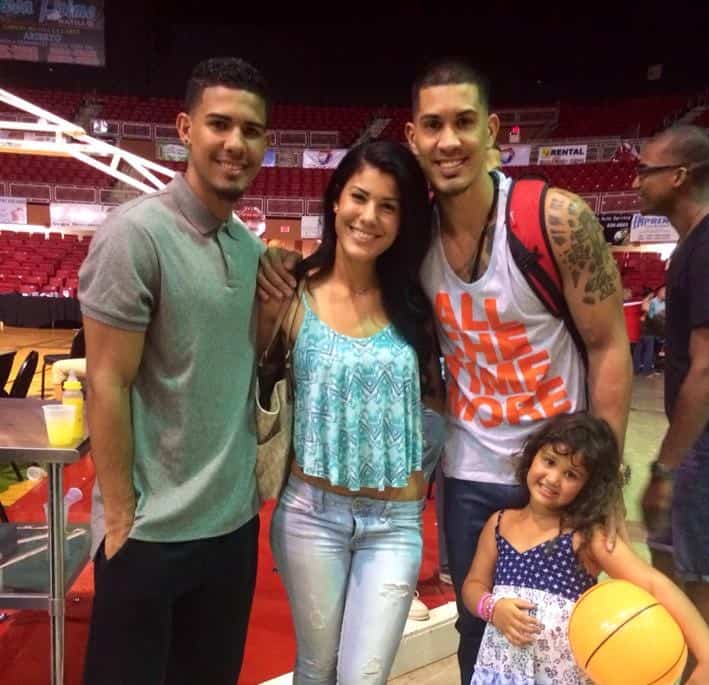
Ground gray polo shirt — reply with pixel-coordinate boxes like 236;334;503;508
79;173;264;548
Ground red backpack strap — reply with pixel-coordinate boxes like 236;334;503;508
507;178;588;367
507;178;565;317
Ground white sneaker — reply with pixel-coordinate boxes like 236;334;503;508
408;591;430;621
439;571;453;585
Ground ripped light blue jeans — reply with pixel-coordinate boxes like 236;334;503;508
270;474;424;684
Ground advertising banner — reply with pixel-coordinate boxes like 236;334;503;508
156;141;187;162
599;213;632;244
235;205;266;236
301;214;322;239
629;214;679;243
262;148;276;167
537;144;588;165
50;202;110;226
500;144;531;167
302;149;347;169
0;196;27;224
0;1;106;66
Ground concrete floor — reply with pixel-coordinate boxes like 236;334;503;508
391;654;461;684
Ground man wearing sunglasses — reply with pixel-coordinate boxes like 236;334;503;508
639;125;709;659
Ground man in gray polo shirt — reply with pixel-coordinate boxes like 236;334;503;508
79;57;269;685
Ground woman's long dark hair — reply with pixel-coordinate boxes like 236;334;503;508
296;140;435;392
515;412;624;546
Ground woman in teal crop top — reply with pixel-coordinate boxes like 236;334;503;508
265;140;444;684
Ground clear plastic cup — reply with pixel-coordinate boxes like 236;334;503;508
43;487;83;529
42;404;76;447
27;466;48;481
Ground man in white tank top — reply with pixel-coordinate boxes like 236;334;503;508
254;60;633;685
405;60;632;684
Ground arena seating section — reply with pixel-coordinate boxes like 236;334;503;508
0;88;82;120
1;154;115;188
128;161;640;199
504;163;637;193
0;231;88;296
552;96;688;138
1;89;695;199
0;232;666;301
613;251;666;298
2;88;702;296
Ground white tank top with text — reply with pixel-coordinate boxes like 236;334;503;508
420;172;586;484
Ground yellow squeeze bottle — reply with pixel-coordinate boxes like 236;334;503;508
62;372;84;441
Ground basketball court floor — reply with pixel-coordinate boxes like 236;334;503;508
0;325;666;683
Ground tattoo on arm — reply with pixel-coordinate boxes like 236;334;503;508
550;197;565;212
547;192;618;305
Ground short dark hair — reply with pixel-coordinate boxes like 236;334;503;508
184;57;270;115
411;58;490;114
515;412;623;545
655;124;709;189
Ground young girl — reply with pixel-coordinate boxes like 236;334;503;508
463;412;709;685
264;140;444;684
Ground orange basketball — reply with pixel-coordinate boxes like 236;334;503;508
568;579;687;685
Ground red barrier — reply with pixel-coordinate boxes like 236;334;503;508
624;301;643;343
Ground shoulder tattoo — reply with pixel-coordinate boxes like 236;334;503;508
546;190;619;305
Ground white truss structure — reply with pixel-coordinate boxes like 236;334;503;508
0;88;175;194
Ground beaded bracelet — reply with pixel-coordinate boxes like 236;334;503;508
489;597;499;625
476;592;491;620
476;592;496;622
483;595;495;622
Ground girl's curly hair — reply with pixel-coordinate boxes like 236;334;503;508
515;412;624;545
